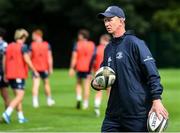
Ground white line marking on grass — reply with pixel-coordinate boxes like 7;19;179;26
5;126;53;132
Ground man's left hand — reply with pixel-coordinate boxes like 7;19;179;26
49;68;53;75
149;99;169;120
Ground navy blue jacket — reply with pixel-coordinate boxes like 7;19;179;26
101;31;163;118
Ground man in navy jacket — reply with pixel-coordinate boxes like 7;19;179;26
92;6;168;132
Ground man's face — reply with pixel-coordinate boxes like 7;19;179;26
32;33;41;41
103;16;124;34
78;34;84;41
100;37;109;45
16;37;26;44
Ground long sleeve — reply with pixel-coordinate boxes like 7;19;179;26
135;40;163;100
100;45;108;67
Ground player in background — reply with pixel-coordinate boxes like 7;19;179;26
30;29;55;108
93;34;111;117
2;29;39;124
69;29;96;109
0;28;10;109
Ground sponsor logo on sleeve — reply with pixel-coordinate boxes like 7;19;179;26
143;56;154;62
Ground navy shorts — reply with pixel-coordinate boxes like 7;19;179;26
101;115;148;132
8;79;25;90
0;73;8;88
33;71;49;79
76;71;90;79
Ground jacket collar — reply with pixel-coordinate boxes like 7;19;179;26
111;30;134;43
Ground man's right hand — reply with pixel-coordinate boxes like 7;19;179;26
33;71;40;78
69;68;75;77
3;75;8;83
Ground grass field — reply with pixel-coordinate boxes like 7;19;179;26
0;69;180;132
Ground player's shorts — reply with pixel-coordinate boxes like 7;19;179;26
32;71;49;79
101;115;148;132
76;71;91;79
0;73;8;88
8;79;25;90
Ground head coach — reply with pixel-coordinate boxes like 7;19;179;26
95;6;169;132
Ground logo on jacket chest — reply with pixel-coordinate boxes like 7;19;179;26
108;56;112;67
116;52;123;59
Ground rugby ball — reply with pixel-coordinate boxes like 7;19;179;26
91;66;116;90
147;112;168;132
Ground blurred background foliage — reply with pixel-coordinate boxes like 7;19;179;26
0;0;179;67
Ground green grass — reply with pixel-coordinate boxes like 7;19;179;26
0;69;180;132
